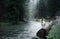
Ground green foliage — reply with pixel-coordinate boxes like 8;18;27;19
47;21;60;39
1;0;20;24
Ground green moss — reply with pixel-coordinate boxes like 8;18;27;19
47;21;60;39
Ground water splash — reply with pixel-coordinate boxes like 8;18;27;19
24;0;40;21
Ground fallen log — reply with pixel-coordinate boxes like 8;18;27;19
36;20;57;39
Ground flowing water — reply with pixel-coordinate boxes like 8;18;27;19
24;0;40;21
0;18;59;39
0;21;50;39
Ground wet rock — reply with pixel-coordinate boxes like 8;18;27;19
36;28;47;39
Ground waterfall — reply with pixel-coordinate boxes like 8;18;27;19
24;0;40;21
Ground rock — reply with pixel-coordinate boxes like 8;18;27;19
36;28;47;38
